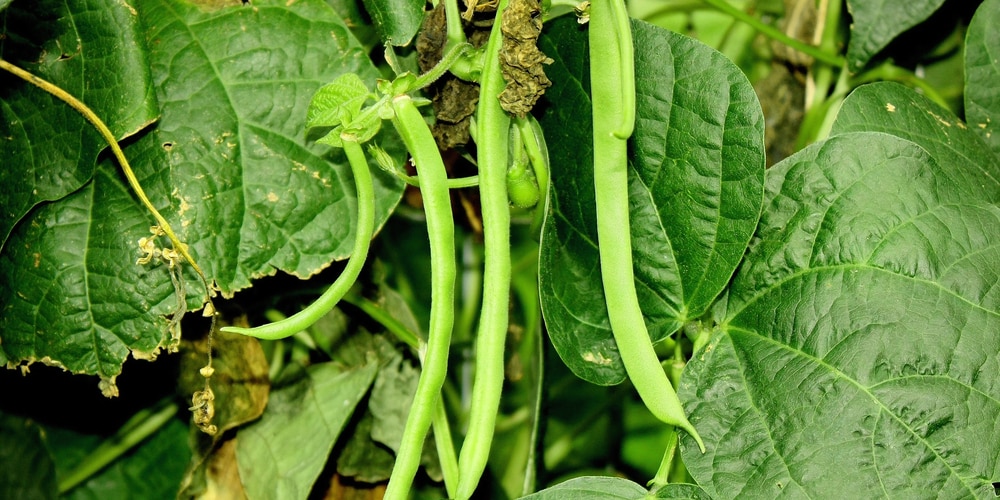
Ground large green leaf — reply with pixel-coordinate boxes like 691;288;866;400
680;120;1000;498
359;0;424;46
537;19;764;385
830;82;1000;190
845;0;946;72
0;0;158;250
964;0;1000;156
519;476;712;499
0;0;403;383
236;360;378;500
138;0;403;292
0;414;58;499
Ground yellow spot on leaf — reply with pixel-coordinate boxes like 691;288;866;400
267;192;279;202
885;103;896;112
582;351;613;365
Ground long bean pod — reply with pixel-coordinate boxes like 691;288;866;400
589;0;705;452
220;140;375;340
383;95;457;500
455;1;512;496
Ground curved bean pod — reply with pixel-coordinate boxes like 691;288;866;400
220;139;374;340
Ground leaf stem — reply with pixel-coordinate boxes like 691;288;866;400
455;0;513;495
433;399;460;498
220;139;375;339
58;398;178;494
342;291;421;349
701;0;845;67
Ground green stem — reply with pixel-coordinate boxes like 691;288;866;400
220;140;375;339
701;0;844;67
433;399;460;498
455;1;513;496
383;94;457;500
590;0;705;452
58;399;178;493
514;114;550;238
649;431;678;489
0;58;214;302
342;291;421;349
412;42;472;91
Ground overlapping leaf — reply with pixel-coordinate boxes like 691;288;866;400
964;0;1000;156
0;0;158;250
519;476;712;499
0;0;404;382
537;19;764;385
237;361;378;500
359;0;425;46
680;83;1000;498
845;0;945;72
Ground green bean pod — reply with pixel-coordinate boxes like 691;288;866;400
383;94;458;499
589;0;705;452
220;139;375;340
455;0;513;496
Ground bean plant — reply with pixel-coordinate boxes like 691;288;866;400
1;0;998;498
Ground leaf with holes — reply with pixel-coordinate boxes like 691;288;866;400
0;0;404;386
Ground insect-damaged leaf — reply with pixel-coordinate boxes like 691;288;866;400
0;0;404;384
537;18;764;385
0;0;158;252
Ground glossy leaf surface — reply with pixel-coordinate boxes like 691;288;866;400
680;83;1000;498
0;0;404;381
845;0;945;72
537;18;764;385
0;0;158;250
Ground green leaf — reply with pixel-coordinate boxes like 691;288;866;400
0;0;158;251
0;414;58;499
306;73;372;129
537;19;764;385
830;82;1000;191
845;0;946;72
651;484;714;499
358;0;425;46
518;476;648;499
964;0;1000;156
0;163;180;385
58;416;190;500
237;361;378;500
0;0;405;380
137;0;404;293
681;130;1000;498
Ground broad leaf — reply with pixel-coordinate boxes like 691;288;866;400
830;82;1000;191
845;0;945;72
519;476;647;499
537;19;764;385
0;414;58;499
0;163;181;386
237;361;378;500
0;0;158;250
964;0;1000;156
58;416;191;499
0;0;404;382
138;0;403;293
519;476;712;499
681;128;1000;497
358;0;425;46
